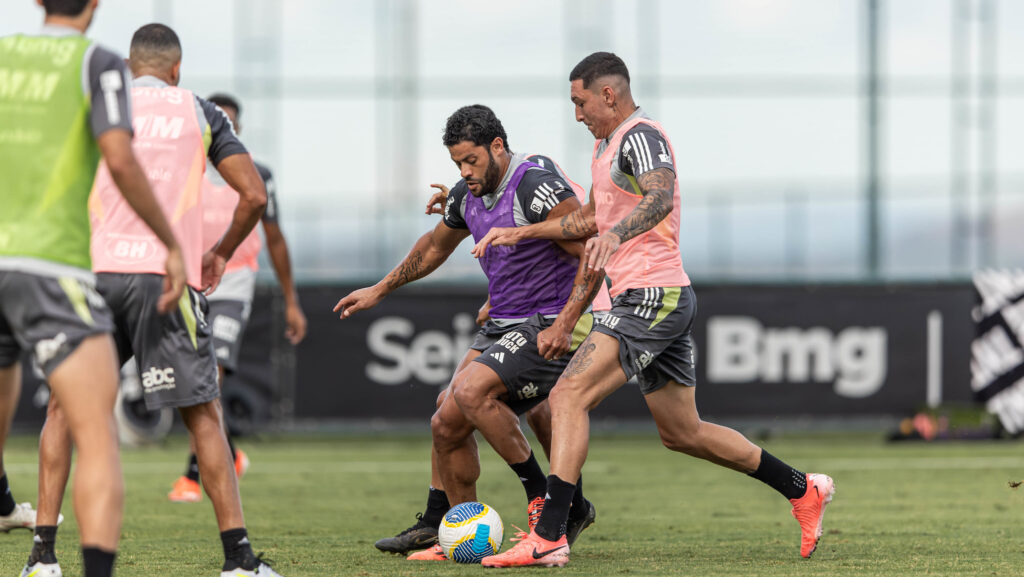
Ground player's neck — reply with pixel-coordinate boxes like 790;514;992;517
43;15;89;34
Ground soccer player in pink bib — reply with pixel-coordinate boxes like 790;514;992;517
475;53;835;568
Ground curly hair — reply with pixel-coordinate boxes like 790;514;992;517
442;105;511;152
569;52;631;89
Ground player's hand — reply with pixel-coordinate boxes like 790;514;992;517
537;323;572;361
425;183;450;215
158;246;187;314
284;302;308;345
471;227;523;258
476;299;492;327
333;286;385;319
200;250;227;295
585;232;622;271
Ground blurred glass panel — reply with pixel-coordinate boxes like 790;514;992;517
998;0;1024;76
281;0;375;79
659;0;858;76
886;0;952;77
417;0;566;79
661;98;859;182
881;183;955;279
886;98;951;177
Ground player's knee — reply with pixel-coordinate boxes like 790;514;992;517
435;387;450;410
658;427;700;454
430;411;464;452
451;378;487;414
549;377;591;412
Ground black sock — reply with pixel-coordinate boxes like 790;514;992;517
748;450;807;500
220;528;256;569
81;547;116;577
220;527;257;571
509;451;547;502
534;475;575;541
227;436;238;461
185;454;200;483
0;474;15;516
567;475;588;520
28;525;58;565
421;487;449;528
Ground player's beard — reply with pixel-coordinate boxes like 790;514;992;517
478;149;503;196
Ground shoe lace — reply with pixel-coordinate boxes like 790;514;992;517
397;513;429;536
508;523;529;543
527;497;544;531
253;552;277;574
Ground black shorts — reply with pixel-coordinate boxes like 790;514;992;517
97;273;219;411
0;271;114;376
471;313;595;415
592;286;697;394
207;299;251;373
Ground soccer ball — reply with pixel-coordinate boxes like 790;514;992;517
438;501;504;563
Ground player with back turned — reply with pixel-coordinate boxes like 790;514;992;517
0;1;187;576
21;23;286;577
476;52;836;568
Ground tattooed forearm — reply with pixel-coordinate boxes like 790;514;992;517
570;268;604;305
610;168;674;244
564;341;596;377
560;208;597;239
385;251;425;290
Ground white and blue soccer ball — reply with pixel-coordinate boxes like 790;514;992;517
438;501;504;563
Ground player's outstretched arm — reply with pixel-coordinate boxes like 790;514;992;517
97;129;185;314
203;153;268;294
471;201;596;258
536;199;606;360
586;167;674;271
263;221;307;344
333;222;470;319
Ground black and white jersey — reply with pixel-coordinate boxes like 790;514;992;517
442;153;577;230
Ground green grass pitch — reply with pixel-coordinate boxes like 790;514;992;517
1;430;1022;576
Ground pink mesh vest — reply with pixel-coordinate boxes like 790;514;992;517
591;117;689;297
90;85;206;289
201;171;261;274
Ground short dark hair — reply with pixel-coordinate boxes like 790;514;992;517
569;52;631;89
42;0;90;16
129;23;182;68
207;93;241;118
443;105;511;152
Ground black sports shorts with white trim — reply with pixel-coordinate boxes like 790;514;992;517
471;313;595;415
97;273;219;411
591;285;697;394
0;271;114;376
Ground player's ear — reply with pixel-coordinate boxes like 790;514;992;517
601;84;616;106
490;136;505;156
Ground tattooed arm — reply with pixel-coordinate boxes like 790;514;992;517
470;190;598;258
334;222;470;318
536;198;607;360
585;167;674;271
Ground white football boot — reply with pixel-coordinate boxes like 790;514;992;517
20;562;62;577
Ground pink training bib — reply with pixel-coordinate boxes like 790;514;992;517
201;171;261;274
591;117;689;297
90;85;206;289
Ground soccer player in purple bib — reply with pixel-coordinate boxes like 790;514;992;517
335;105;606;561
